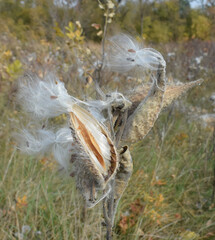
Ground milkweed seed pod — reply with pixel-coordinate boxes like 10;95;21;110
69;104;119;207
162;79;204;109
104;33;167;143
122;65;166;142
118;78;204;144
16;72;119;207
127;79;204;116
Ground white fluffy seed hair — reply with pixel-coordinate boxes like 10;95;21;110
17;73;77;119
17;127;74;170
86;92;132;123
105;33;166;73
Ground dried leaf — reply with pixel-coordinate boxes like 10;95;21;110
175;213;182;219
109;12;115;18
91;23;100;30
75;21;81;28
98;3;104;9
152;179;167;186
130;199;144;215
107;0;114;9
97;30;103;36
118;216;128;233
16;195;28;208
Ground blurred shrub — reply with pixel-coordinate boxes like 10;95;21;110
0;0;214;43
191;13;211;40
6;60;23;81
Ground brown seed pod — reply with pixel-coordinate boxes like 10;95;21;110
123;66;166;142
127;79;204;117
69;104;119;207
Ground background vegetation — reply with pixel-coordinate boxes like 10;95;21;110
0;0;215;239
0;0;215;42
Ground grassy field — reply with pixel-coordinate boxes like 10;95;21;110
1;78;215;240
0;34;215;239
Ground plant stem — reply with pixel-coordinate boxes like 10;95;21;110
211;126;215;203
103;197;112;240
93;8;109;99
101;9;109;70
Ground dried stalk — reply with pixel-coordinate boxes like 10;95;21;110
93;6;109;100
90;7;116;239
211;126;215;203
103;197;112;240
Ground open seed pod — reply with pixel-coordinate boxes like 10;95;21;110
69;104;119;207
121;68;204;143
122;65;166;142
127;78;204;115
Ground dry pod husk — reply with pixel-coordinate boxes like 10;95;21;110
69;104;119;207
122;65;166;142
128;79;204;115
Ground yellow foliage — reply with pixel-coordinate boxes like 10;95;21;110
155;194;164;207
55;21;85;44
144;192;154;203
65;21;85;43
146;20;172;43
52;113;67;125
54;23;65;38
192;14;211;40
180;230;199;240
40;157;57;171
174;132;189;145
6;59;23;80
3;50;12;59
148;209;162;224
16;195;28;209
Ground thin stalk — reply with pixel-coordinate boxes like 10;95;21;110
211;126;215;203
101;9;109;70
93;7;117;239
93;8;109;99
103;197;112;240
